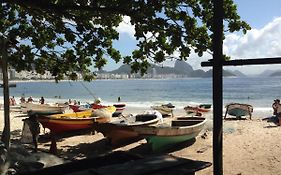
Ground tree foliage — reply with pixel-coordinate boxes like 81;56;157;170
0;0;250;80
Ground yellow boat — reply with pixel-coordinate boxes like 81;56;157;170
37;106;116;134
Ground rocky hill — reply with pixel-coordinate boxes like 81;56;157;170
101;60;237;78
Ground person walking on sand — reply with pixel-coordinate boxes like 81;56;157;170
118;96;121;102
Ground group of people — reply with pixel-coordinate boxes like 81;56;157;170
18;96;45;104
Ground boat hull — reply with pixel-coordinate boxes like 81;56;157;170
94;113;160;145
37;108;114;134
225;103;253;118
112;104;126;117
134;117;207;151
93;123;140;145
146;133;198;151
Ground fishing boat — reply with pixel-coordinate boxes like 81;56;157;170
184;104;211;115
112;103;126;117
21;103;67;115
151;103;175;116
93;110;162;145
37;106;116;134
224;103;253;119
133;117;207;152
69;104;91;112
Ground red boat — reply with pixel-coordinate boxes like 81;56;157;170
69;103;108;112
184;104;211;115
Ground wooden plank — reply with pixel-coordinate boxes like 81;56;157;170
212;1;224;175
18;151;142;175
201;57;281;67
0;83;16;88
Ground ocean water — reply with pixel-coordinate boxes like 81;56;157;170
1;77;281;111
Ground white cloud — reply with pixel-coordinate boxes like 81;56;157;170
115;15;281;75
167;16;281;74
116;16;135;38
223;16;281;74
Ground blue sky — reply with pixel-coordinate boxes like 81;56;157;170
103;1;281;75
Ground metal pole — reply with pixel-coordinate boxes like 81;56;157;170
213;0;223;174
0;39;11;149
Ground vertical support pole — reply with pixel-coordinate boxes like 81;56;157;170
0;39;11;149
213;0;223;174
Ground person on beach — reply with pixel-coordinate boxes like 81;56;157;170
11;96;16;105
272;99;280;115
20;96;26;103
272;99;281;125
39;96;45;104
118;96;121;102
27;96;33;103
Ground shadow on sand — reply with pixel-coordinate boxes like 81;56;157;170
224;117;247;121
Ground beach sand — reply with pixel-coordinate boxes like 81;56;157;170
1;107;281;175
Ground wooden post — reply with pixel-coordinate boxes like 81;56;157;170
0;39;11;150
213;0;224;174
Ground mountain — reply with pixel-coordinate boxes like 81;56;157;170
257;70;277;77
99;60;237;78
270;71;281;77
201;69;236;77
109;64;132;74
227;70;246;77
174;60;194;75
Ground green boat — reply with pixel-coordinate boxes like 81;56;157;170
133;117;207;151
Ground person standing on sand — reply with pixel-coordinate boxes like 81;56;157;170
20;96;26;103
39;96;45;104
11;96;16;105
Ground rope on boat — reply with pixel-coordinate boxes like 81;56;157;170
79;81;98;100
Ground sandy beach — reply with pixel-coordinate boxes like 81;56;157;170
1;107;281;175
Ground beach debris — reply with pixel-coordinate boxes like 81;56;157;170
201;132;208;139
197;146;210;153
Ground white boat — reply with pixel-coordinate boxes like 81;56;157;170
93;110;162;145
21;103;67;114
